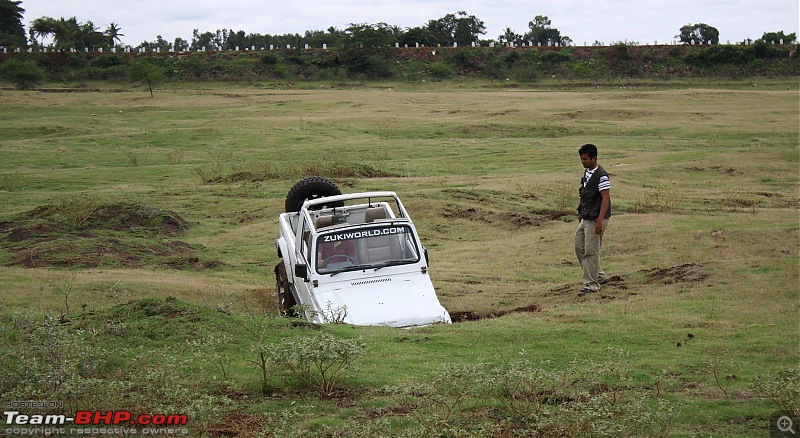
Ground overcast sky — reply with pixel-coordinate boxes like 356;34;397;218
19;0;800;47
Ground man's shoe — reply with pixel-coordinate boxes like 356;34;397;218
578;288;593;296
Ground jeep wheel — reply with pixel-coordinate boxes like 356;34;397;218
284;176;344;213
275;260;297;316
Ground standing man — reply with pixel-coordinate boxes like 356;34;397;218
575;144;611;296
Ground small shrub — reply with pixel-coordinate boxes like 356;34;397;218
51;278;75;316
167;149;184;164
629;188;684;213
268;333;365;396
127;151;139;167
485;359;572;419
553;183;575;211
751;367;800;415
319;301;348;324
0;171;21;191
389;363;488;431
193;160;225;184
51;194;102;228
390;355;678;436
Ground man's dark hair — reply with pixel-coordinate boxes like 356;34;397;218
579;143;598;158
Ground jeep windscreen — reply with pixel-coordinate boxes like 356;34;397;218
315;224;421;275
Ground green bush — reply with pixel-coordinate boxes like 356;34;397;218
267;333;365;396
261;52;279;65
388;356;678;436
401;60;426;81
452;47;487;70
542;50;572;64
504;50;522;65
93;54;123;68
430;61;456;79
0;59;46;89
182;54;209;78
607;43;632;60
685;45;755;66
513;65;541;82
567;59;597;77
749;40;782;59
485;57;509;79
345;54;395;79
751;367;800;415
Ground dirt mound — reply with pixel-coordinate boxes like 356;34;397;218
642;263;708;284
547;263;709;299
0;201;218;269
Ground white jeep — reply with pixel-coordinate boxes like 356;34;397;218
275;176;451;327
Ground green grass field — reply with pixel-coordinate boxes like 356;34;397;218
0;77;797;437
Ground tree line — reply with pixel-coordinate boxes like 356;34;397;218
2;39;798;92
1;0;796;53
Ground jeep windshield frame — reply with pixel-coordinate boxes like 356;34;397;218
315;223;421;275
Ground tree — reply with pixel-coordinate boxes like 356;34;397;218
677;23;719;44
191;29;215;50
138;35;171;52
29;16;57;47
340;23;395;77
0;59;45;89
0;0;26;47
426;11;485;46
523;15;571;46
398;26;436;47
105;22;123;46
759;31;797;44
50;16;78;49
128;60;164;97
79;20;105;50
173;37;189;51
28;16;106;50
225;29;247;50
498;27;523;46
303;26;344;48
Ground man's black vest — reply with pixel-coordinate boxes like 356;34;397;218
578;166;611;220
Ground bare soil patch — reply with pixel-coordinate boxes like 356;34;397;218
450;303;542;322
642;263;708;284
441;205;572;228
208;411;269;437
547;263;710;299
0;202;219;269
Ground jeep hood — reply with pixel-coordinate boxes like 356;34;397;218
312;271;451;328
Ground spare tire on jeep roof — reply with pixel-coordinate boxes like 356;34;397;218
285;176;345;213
